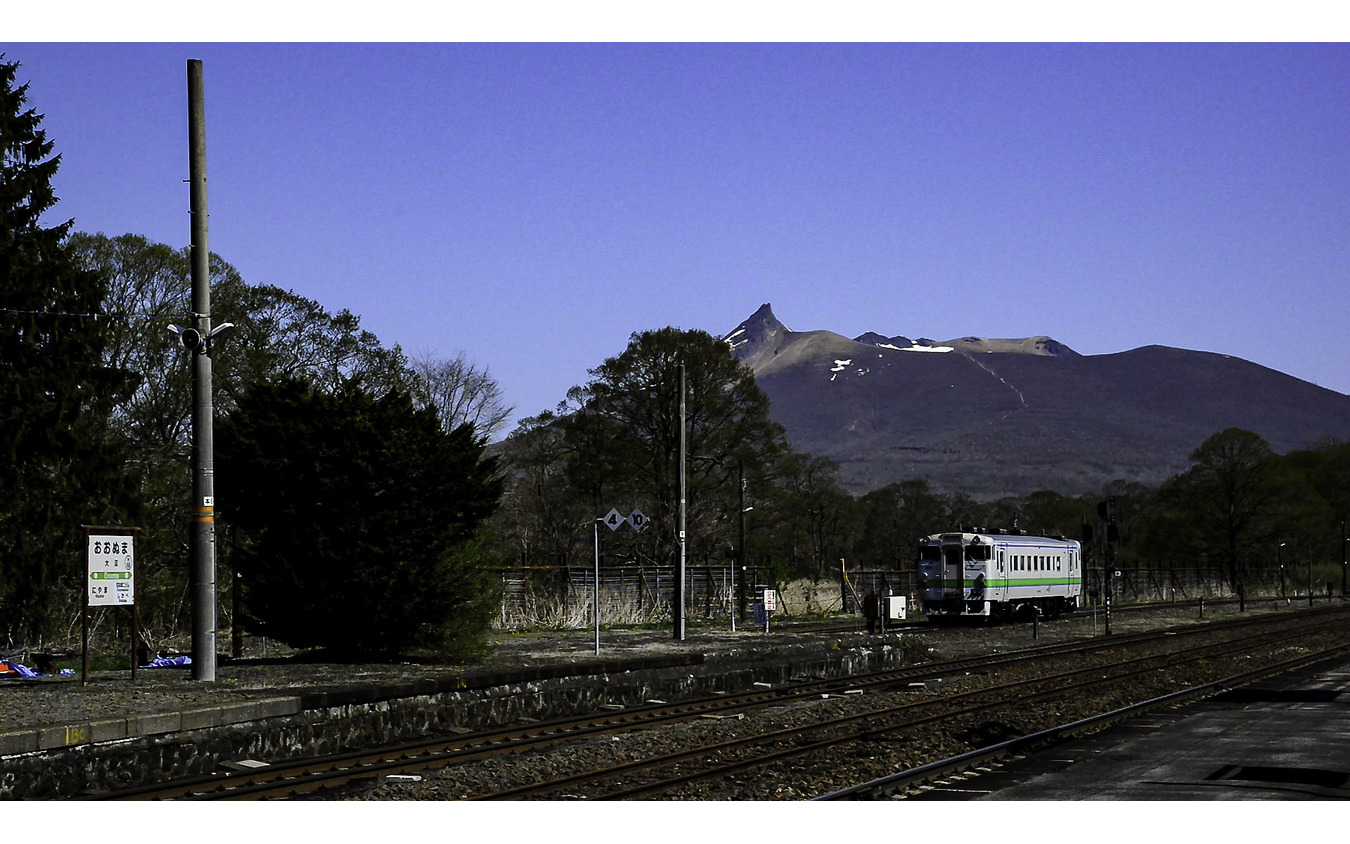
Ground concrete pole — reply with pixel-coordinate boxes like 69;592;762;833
187;59;217;681
1308;543;1313;608
675;363;686;641
738;464;747;624
593;519;601;656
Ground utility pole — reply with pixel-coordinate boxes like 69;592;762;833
593;519;601;656
738;464;748;624
1308;541;1313;608
675;363;687;641
1278;543;1286;602
187;59;217;681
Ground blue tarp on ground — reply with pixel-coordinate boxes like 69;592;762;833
143;656;193;668
0;660;38;678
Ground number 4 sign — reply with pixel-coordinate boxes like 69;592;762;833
602;508;649;532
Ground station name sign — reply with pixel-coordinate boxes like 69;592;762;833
87;534;135;606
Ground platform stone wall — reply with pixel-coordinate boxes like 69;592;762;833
1;636;923;799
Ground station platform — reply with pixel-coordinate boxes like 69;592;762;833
915;650;1350;801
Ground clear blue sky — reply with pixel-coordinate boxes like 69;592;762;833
6;30;1350;434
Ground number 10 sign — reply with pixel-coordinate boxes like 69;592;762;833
87;534;135;606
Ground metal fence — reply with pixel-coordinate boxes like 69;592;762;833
494;565;921;629
496;565;1258;629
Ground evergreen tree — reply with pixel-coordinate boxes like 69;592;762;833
0;57;135;644
216;379;503;660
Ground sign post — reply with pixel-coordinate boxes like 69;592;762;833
594;508;647;655
83;526;140;685
762;588;777;635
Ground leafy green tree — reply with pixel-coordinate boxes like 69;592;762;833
67;231;416;433
1265;439;1350;596
490;409;594;569
854;479;951;569
68;232;506;647
0;58;136;644
216;379;503;660
758;452;855;580
1158;428;1276;595
579;327;788;567
214;275;411;406
62;233;202;647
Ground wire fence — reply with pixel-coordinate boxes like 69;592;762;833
494;564;1295;630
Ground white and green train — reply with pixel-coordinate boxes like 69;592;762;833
917;530;1082;622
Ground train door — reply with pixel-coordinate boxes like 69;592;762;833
942;541;963;604
1068;547;1080;605
995;548;1008;601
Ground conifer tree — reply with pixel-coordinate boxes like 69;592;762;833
216;379;504;660
0;56;135;644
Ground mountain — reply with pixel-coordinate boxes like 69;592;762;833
726;303;1350;499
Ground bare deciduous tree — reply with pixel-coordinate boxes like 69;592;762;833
407;351;512;440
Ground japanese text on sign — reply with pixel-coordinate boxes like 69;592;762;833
88;534;135;606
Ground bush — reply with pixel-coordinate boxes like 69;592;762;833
217;379;503;661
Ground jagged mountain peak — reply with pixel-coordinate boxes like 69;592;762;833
724;303;795;371
725;303;788;342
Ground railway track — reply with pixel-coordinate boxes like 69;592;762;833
88;605;1350;800
817;640;1350;800
471;613;1350;799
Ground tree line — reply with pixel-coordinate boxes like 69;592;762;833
491;387;1350;607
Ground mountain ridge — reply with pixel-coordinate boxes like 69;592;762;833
725;303;1350;498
